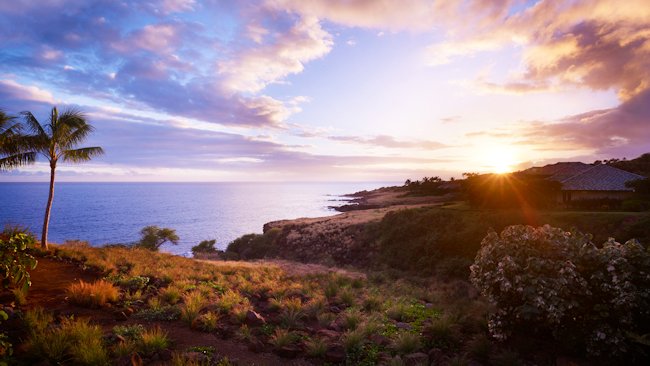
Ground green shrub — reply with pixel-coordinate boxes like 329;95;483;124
470;225;650;358
225;228;281;259
0;227;37;291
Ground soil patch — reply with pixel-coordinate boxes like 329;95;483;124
26;256;99;310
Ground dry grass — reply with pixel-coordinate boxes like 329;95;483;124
50;243;494;364
67;279;119;307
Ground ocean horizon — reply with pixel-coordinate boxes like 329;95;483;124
0;181;393;256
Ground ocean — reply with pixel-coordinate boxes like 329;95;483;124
0;182;391;256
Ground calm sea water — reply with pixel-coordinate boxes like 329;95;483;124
0;182;390;255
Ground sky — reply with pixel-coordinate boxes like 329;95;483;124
1;0;649;182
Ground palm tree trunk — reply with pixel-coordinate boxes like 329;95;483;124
41;162;56;249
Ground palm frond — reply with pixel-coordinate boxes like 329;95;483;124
53;108;90;148
0;121;23;143
62;122;94;148
62;146;104;163
0;152;36;170
0;109;16;128
20;111;48;137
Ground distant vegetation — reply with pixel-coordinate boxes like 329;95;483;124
604;153;650;177
226;206;650;279
461;173;561;209
402;176;449;196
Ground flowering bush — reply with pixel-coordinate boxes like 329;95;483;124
470;225;650;357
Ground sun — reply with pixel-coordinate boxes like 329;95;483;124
485;146;518;174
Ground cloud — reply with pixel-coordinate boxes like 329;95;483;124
218;15;333;93
512;87;650;157
111;22;188;55
328;134;447;150
0;79;56;105
265;0;516;32
0;1;328;129
424;0;650;99
440;115;461;124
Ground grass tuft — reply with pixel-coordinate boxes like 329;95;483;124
67;280;119;307
140;326;169;355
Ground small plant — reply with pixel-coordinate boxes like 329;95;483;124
140;326;169;355
235;324;254;342
269;328;298;348
324;280;339;299
11;286;28;305
465;333;492;363
182;291;206;326
112;339;137;358
73;337;109;365
392;331;421;354
27;317;109;365
232;305;252;324
122;289;143;304
67;280;119;307
305;337;327;358
134;305;180;321
342;308;362;330
23;307;53;334
423;316;458;349
216;290;246;313
362;294;382;312
343;329;365;353
317;312;336;327
113;275;150;291
386;302;409;322
194;311;221;332
339;288;356;307
280;300;305;329
113;324;145;341
0;228;37;292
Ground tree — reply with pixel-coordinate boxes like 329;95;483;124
21;107;104;249
0;109;35;170
191;239;218;256
137;226;179;251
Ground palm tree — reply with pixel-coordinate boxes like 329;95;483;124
0;109;35;170
21;107;104;249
